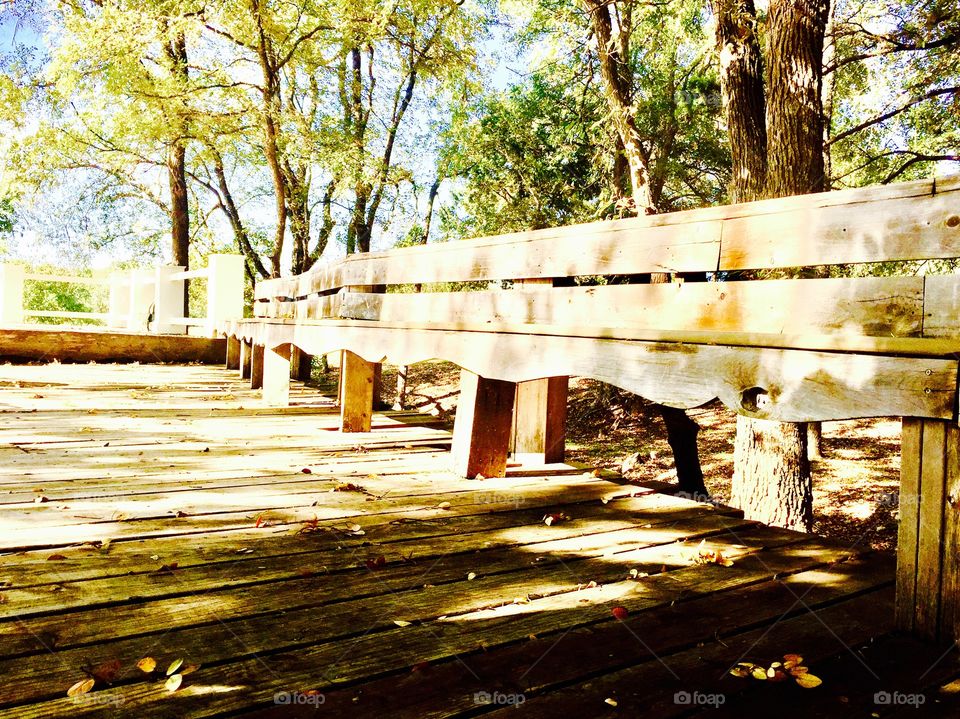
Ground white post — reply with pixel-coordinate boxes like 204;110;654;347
0;263;25;325
128;269;154;333
108;272;130;329
154;265;186;334
206;254;244;335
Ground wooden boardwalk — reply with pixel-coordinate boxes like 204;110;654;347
0;363;956;718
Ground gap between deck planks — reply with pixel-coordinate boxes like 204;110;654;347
0;363;900;718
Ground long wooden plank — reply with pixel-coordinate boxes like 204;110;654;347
254;177;945;300
243;322;957;423
340;276;926;338
895;418;923;631
916;420;947;637
0;328;225;364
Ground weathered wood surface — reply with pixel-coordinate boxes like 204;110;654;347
0;361;913;718
450;370;516;477
339;275;928;338
0;326;226;364
222;320;957;423
254;177;959;301
896;418;960;642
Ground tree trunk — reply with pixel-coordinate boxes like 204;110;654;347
714;0;828;533
732;417;811;531
765;0;830;197
584;0;655;213
711;0;767;202
163;30;190;316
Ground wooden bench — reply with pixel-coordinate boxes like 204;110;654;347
219;175;960;644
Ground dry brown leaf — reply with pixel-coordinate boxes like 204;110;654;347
91;659;121;684
940;678;960;694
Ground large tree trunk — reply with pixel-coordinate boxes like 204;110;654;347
711;0;768;202
714;0;829;532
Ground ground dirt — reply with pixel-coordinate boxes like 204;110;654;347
318;359;902;552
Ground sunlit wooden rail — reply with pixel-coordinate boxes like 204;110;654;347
5;363;958;718
221;176;960;644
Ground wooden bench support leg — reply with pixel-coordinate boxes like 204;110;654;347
451;370;517;478
290;347;313;381
340;350;375;432
510;377;568;465
225;336;241;370
896;418;960;642
250;344;264;390
240;340;252;379
263;344;292;406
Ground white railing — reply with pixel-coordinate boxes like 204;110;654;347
0;254;245;336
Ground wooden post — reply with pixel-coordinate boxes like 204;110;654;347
250;344;264;390
240;340;252;379
509;278;568;465
511;377;568;464
340;350;375;432
225;336;241;369
262;343;291;406
290;347;313;381
451;370;517;478
896;418;960;642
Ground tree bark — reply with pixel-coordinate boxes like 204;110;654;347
711;0;767;202
163;29;190;315
731;417;811;531
713;0;829;533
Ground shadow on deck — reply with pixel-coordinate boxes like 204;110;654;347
0;363;956;718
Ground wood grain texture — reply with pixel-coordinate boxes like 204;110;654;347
916;419;947;637
253;177;953;302
511;377;568;464
249;343;264;390
451;370;516;478
228;321;957;423
0;327;225;364
896;418;922;632
225;335;241;369
940;424;960;641
340;350;375;432
922;274;960;339
339;276;925;338
239;339;252;379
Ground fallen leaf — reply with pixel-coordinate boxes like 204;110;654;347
604;697;618;707
543;512;570;526
335;483;365;492
795;673;822;689
166;658;183;676
301;468;312;474
67;678;95;697
437;501;451;510
365;555;386;570
940;679;960;694
394;620;412;627
783;653;803;664
34;496;49;504
165;674;183;692
254;514;265;528
136;657;157;673
611;606;628;620
155;562;179;574
467;572;477;580
47;554;67;561
179;664;200;676
91;659;121;683
750;666;768;681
